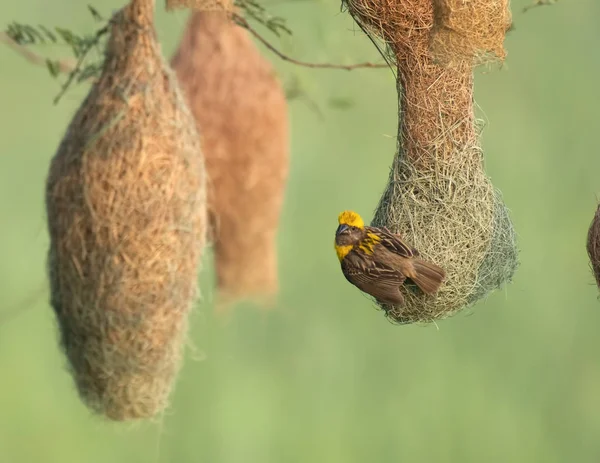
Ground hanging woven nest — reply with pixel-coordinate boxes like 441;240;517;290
342;0;518;324
46;0;207;420
171;5;289;310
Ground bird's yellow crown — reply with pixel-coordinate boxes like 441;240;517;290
338;210;365;229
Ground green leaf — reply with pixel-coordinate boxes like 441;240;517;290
76;62;102;82
4;7;110;105
38;25;58;43
87;5;104;22
54;27;78;47
25;24;47;43
45;59;61;78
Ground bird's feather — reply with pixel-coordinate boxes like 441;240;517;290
365;226;414;257
341;251;405;305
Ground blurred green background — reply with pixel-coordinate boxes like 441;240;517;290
1;0;600;461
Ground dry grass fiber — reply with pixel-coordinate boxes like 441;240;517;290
171;10;289;310
45;0;207;420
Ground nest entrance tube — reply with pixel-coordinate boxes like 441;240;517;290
344;0;518;324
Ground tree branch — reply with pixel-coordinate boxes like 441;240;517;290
1;15;389;79
232;14;390;70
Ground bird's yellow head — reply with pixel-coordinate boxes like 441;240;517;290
334;210;366;261
338;210;365;229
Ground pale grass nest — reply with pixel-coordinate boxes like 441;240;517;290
371;139;518;324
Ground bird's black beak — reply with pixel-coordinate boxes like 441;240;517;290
336;224;349;235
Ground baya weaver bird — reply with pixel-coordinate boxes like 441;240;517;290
334;210;445;306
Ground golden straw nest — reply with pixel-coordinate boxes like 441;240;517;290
46;0;206;420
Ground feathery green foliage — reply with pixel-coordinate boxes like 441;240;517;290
3;2;290;104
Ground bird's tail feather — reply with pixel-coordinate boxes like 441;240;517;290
409;259;445;294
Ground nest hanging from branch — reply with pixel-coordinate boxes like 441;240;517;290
171;6;289;311
343;0;518;324
45;0;207;420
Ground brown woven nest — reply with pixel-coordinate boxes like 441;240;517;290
45;0;207;420
587;203;600;289
171;8;289;310
343;0;518;324
430;0;512;67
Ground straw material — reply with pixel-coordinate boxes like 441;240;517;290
46;0;207;420
171;11;289;310
431;0;511;67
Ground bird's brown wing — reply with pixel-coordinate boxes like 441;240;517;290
365;226;415;257
341;251;406;305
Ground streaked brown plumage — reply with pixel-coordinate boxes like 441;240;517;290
334;211;445;306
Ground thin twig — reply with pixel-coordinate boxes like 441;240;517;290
52;26;107;104
0;31;77;73
232;13;389;70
